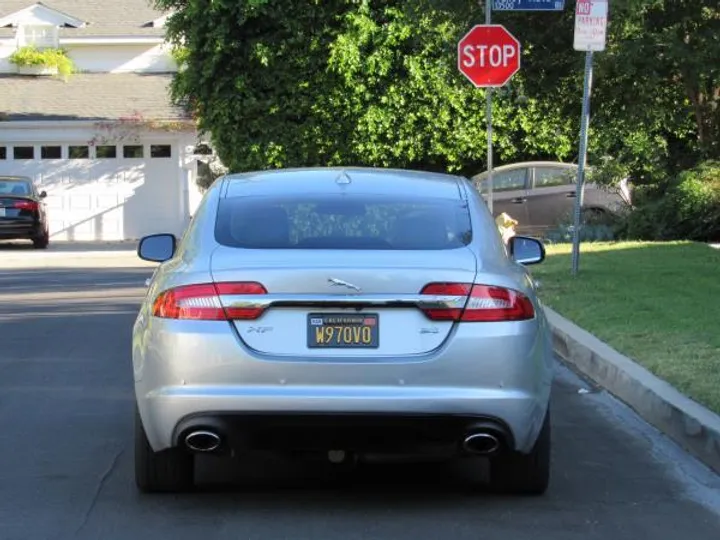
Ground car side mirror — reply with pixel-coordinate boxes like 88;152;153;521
509;236;546;265
138;233;177;263
39;191;47;198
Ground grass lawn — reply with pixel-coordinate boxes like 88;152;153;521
531;241;720;415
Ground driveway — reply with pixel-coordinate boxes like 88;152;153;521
0;254;719;540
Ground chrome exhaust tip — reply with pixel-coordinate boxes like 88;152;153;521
184;430;222;453
462;432;501;455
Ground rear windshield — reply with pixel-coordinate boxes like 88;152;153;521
0;180;31;196
215;194;472;250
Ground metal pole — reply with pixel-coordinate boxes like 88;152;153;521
571;50;594;276
485;0;494;214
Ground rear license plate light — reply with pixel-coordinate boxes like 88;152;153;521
307;313;379;349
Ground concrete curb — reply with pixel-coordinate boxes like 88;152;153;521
545;306;720;475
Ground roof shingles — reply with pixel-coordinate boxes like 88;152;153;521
0;3;184;123
0;72;188;121
0;1;166;37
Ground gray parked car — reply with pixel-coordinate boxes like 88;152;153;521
472;161;631;236
133;167;554;495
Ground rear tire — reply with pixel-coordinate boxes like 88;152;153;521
582;207;609;226
134;406;194;493
488;410;551;495
32;232;49;249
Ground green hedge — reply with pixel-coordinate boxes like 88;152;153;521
622;161;720;242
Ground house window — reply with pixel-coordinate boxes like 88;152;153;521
41;146;62;159
17;24;59;48
69;146;89;159
123;145;144;158
0;147;6;160
151;145;172;158
13;146;35;160
96;146;117;158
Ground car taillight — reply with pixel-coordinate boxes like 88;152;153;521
13;200;38;211
152;282;267;320
419;283;472;321
420;282;534;322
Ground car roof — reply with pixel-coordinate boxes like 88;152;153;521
471;161;578;181
222;167;466;199
0;175;32;183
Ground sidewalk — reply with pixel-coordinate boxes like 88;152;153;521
0;240;137;255
0;240;153;268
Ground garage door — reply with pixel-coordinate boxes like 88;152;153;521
0;142;184;241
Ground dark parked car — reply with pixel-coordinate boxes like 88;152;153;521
0;176;49;249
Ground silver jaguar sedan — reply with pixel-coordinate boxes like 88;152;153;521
132;167;553;495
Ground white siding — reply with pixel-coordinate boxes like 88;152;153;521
64;43;176;73
0;39;15;73
0;39;176;74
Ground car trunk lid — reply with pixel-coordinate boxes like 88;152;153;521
210;247;478;357
0;196;37;220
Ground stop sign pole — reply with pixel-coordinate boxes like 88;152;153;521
484;2;494;215
458;4;521;214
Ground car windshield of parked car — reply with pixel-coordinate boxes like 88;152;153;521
215;193;473;250
0;180;31;196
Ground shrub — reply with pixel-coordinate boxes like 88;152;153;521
9;46;75;79
670;162;720;240
544;223;616;244
622;161;720;242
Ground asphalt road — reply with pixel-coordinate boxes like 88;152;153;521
1;258;719;540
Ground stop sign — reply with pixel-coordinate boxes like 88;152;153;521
457;25;521;88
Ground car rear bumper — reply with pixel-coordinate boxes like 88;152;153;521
0;220;42;239
140;385;543;453
133;316;554;454
174;411;516;456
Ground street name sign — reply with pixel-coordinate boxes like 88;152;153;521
493;0;565;11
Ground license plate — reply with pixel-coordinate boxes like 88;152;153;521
307;313;379;349
0;208;5;217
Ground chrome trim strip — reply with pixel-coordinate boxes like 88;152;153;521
218;293;468;310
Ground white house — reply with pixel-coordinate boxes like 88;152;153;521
0;0;204;241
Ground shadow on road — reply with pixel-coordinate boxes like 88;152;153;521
0;267;152;296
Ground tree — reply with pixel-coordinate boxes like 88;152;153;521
592;0;720;184
157;0;576;175
157;0;718;181
643;1;720;160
